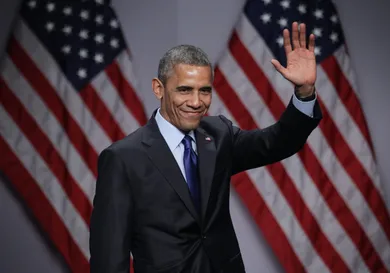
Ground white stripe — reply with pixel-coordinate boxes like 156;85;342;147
0;106;90;259
1;56;96;203
333;45;359;97
91;68;140;135
235;14;390;269
14;19;111;154
116;50;141;93
218;52;369;273
208;92;330;273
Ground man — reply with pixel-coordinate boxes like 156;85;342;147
90;22;321;273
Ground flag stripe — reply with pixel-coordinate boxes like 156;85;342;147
0;80;93;226
213;67;349;272
15;19;112;154
79;83;126;142
0;105;90;262
8;35;99;178
217;51;373;272
333;46;359;95
91;65;141;135
1;56;96;203
315;67;379;190
107;53;147;126
321;56;375;152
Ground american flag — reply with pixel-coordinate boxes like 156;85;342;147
211;0;390;272
0;0;146;272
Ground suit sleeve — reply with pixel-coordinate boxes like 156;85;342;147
229;98;322;175
89;148;133;273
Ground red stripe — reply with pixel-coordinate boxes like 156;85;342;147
0;138;90;273
228;31;389;271
321;56;375;154
106;58;147;126
8;37;98;177
0;80;92;225
80;84;125;142
214;67;350;272
232;172;306;273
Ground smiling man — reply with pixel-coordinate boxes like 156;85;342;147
90;22;322;273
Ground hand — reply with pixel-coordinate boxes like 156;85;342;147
271;22;316;98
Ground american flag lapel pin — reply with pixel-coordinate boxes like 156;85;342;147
205;137;211;141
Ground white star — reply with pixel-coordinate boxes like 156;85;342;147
276;36;284;47
110;38;119;48
95;15;104;25
94;53;104;63
45;22;55;32
79;29;89;40
63;7;72;15
330;32;339;43
280;0;290;9
297;4;306;14
260;13;272;24
63;25;72;35
62;45;71;54
28;0;36;9
46;2;55;12
80;10;89;20
77;68;87;79
314;9;324;19
262;0;272;5
312;27;322;37
94;34;104;44
278;17;288;28
110;19;119;28
330;14;338;23
314;46;321;56
79;49;88;59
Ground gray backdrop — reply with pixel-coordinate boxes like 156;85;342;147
0;0;389;272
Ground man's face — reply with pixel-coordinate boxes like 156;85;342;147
153;64;212;132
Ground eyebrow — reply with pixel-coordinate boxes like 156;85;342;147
175;85;212;91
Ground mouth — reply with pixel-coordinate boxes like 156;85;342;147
180;110;203;118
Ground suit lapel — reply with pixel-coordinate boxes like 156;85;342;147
195;128;216;220
142;114;200;224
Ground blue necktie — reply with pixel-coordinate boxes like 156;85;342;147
182;135;200;213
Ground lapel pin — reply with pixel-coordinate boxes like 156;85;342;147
205;137;211;141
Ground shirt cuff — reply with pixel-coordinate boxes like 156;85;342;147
292;93;316;117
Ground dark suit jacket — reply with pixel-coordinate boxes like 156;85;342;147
89;99;322;273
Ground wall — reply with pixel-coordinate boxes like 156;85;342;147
0;0;389;272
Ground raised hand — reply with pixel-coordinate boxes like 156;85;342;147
271;22;316;98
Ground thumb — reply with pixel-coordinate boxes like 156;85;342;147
271;59;288;78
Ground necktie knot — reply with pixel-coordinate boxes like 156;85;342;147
182;135;193;150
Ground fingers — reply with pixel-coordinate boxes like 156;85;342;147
271;59;288;77
283;28;292;54
299;23;306;48
287;22;315;50
308;33;315;52
291;22;300;49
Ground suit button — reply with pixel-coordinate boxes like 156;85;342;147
202;234;207;239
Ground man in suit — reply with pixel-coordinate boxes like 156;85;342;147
89;22;321;273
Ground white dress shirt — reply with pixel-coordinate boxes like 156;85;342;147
155;95;316;184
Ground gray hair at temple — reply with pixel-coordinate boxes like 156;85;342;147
157;45;214;86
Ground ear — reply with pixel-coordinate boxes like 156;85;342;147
152;78;164;100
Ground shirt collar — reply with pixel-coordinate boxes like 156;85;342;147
155;108;196;152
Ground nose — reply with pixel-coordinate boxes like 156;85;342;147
187;92;201;109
